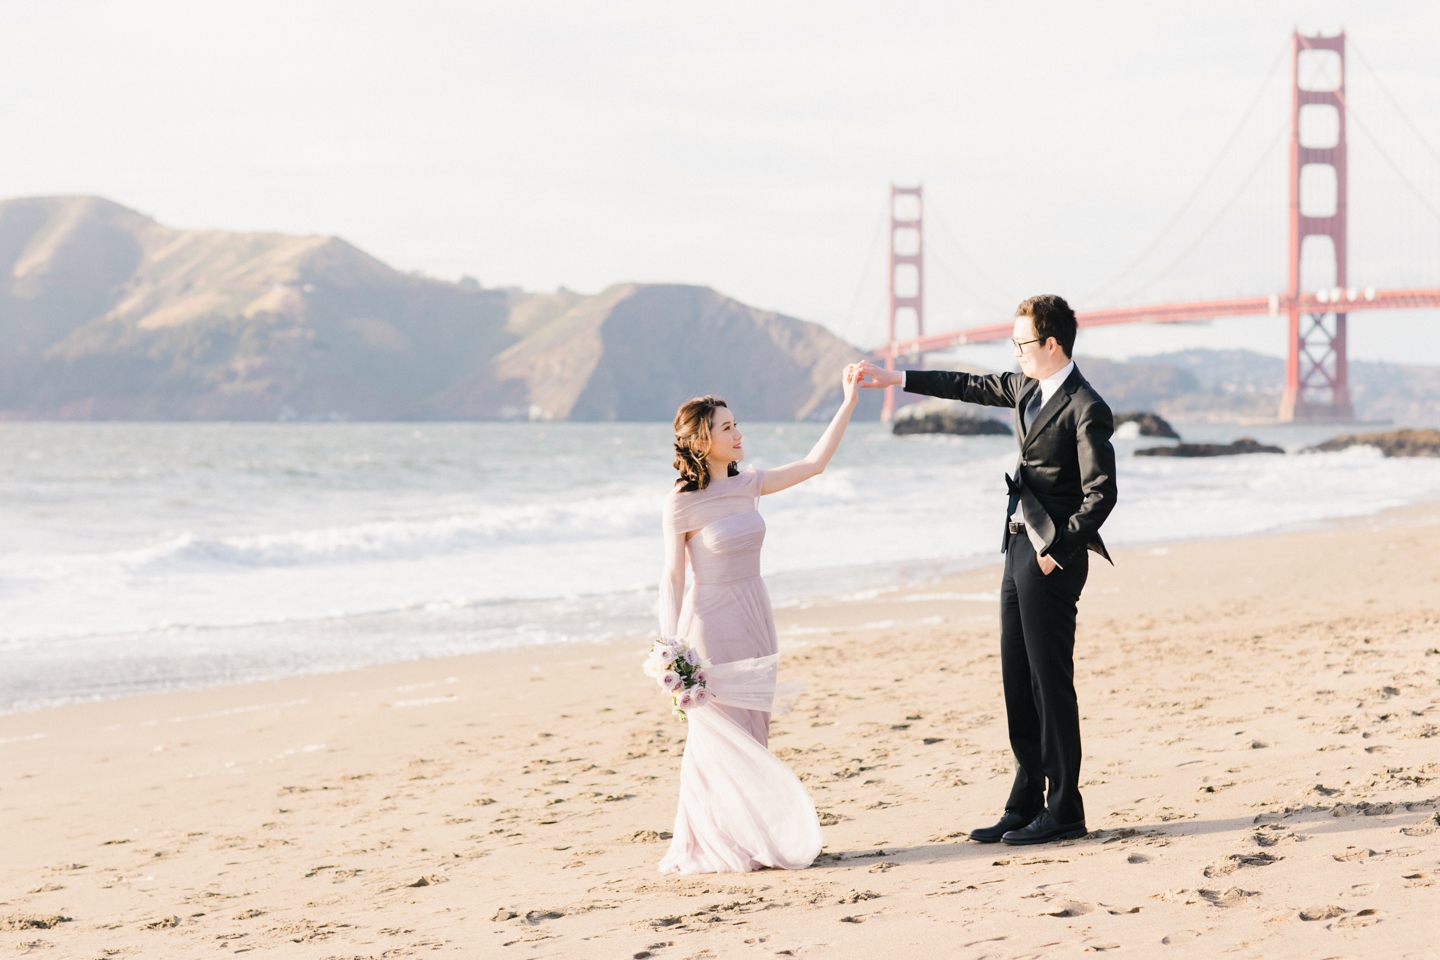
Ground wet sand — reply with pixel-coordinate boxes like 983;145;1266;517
3;503;1439;958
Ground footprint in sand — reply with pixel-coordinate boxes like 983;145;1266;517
1332;847;1377;862
1204;852;1281;877
1253;828;1298;847
1298;904;1345;921
1197;887;1259;907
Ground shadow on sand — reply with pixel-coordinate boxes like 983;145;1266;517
809;797;1439;869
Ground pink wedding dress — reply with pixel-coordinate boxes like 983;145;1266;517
656;468;824;874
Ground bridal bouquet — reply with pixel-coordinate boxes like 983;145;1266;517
643;637;711;718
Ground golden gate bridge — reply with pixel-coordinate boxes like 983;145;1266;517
873;31;1440;423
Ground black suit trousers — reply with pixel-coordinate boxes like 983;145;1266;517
1000;530;1088;825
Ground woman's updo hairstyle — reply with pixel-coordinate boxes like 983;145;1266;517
673;395;740;492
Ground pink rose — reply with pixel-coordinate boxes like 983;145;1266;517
660;670;682;691
692;668;709;686
656;647;677;666
675;687;697;710
691;686;710;707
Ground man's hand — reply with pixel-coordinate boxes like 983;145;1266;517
854;360;903;389
1036;553;1058;576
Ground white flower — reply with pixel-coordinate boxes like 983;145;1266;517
656;647;677;666
660;670;682;691
642;654;663;678
683;648;700;666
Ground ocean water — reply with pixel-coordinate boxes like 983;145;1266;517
2;420;1438;714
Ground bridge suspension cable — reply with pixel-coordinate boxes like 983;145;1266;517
1339;91;1440;226
927;204;1019;308
1082;37;1291;306
1119;119;1288;303
838;199;890;347
924;238;1013;314
1350;37;1440;172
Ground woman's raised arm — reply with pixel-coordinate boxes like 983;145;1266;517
760;364;862;496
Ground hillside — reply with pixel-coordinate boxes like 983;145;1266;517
1075;348;1440;424
0;197;873;421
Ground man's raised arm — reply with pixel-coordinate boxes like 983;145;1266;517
854;360;1020;408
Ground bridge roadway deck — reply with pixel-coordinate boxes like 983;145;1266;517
882;286;1440;356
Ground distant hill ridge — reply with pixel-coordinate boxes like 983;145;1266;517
1076;349;1440;424
0;196;875;421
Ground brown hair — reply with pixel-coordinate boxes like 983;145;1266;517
672;395;740;492
1016;294;1077;357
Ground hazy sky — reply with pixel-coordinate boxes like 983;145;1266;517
2;1;1438;364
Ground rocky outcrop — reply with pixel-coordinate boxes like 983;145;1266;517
0;196;875;421
1114;411;1179;438
1306;429;1440;457
1135;438;1284;457
892;397;1011;436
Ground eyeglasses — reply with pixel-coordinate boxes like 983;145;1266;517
1011;337;1044;352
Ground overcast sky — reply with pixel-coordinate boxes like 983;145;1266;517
2;1;1437;364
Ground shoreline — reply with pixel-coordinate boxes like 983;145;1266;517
3;503;1440;956
7;495;1440;718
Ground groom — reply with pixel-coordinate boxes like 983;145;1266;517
858;294;1117;845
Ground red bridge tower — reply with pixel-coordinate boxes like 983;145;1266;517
881;185;924;422
1281;30;1354;422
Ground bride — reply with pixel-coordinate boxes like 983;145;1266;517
654;363;863;874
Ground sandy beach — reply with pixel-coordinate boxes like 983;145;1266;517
3;504;1439;959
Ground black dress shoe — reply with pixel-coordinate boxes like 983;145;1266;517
968;810;1038;844
1001;811;1087;845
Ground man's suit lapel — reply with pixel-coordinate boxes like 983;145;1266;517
1021;365;1081;451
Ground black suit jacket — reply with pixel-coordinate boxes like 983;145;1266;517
905;365;1117;565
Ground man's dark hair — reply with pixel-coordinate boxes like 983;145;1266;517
1016;294;1077;357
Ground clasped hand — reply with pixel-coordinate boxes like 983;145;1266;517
839;363;864;405
851;359;902;389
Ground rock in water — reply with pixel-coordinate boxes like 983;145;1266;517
1114;411;1179;438
1306;429;1440;457
887;402;1013;440
1135;438;1283;458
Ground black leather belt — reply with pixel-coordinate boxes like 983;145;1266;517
1008;521;1026;535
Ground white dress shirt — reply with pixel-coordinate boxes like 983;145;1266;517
1010;359;1074;529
